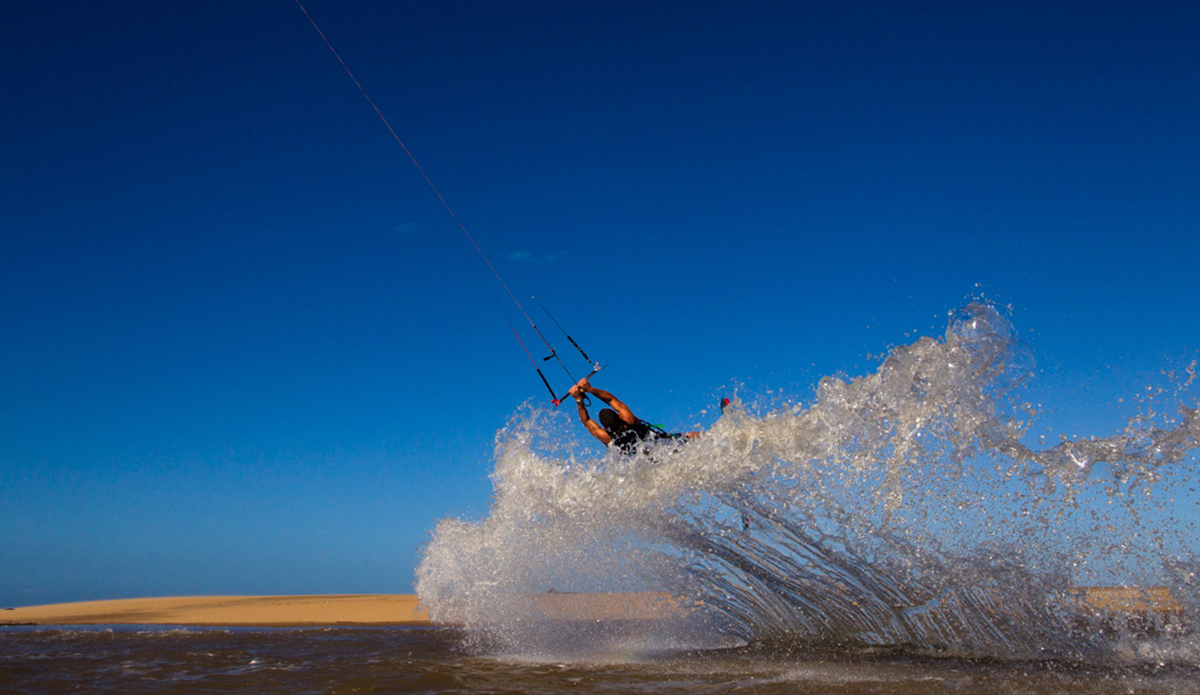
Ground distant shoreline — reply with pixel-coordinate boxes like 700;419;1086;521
1;594;432;627
1;587;1179;628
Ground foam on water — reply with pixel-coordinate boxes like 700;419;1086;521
416;303;1200;662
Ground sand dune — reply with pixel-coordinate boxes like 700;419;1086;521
2;592;688;626
1;587;1178;627
1070;586;1180;613
2;594;430;627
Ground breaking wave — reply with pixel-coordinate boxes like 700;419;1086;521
416;303;1200;662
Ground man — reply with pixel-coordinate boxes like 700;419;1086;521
568;377;699;454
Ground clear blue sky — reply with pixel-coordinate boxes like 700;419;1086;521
2;1;1197;607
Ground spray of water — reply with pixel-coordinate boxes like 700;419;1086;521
416;303;1200;661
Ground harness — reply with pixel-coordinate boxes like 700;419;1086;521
608;419;679;455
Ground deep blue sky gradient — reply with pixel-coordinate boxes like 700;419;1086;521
2;1;1198;606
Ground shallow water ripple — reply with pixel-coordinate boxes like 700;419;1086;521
3;625;1200;694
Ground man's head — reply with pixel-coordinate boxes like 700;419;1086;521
598;408;627;433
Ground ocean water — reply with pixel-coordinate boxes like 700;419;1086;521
2;624;1199;694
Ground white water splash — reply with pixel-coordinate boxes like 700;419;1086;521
416;303;1200;661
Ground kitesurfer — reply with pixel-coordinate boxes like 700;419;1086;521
568;378;699;454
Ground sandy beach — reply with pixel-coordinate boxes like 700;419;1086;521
2;594;430;627
0;592;685;626
1;587;1178;627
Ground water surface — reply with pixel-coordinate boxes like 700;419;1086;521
3;624;1198;694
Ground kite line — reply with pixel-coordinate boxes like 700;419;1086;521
292;0;600;403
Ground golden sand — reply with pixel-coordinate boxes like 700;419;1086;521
2;594;430;627
1;587;1179;627
1070;586;1181;613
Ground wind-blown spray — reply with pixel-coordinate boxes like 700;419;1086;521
417;303;1200;662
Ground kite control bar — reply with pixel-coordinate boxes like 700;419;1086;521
550;362;606;407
